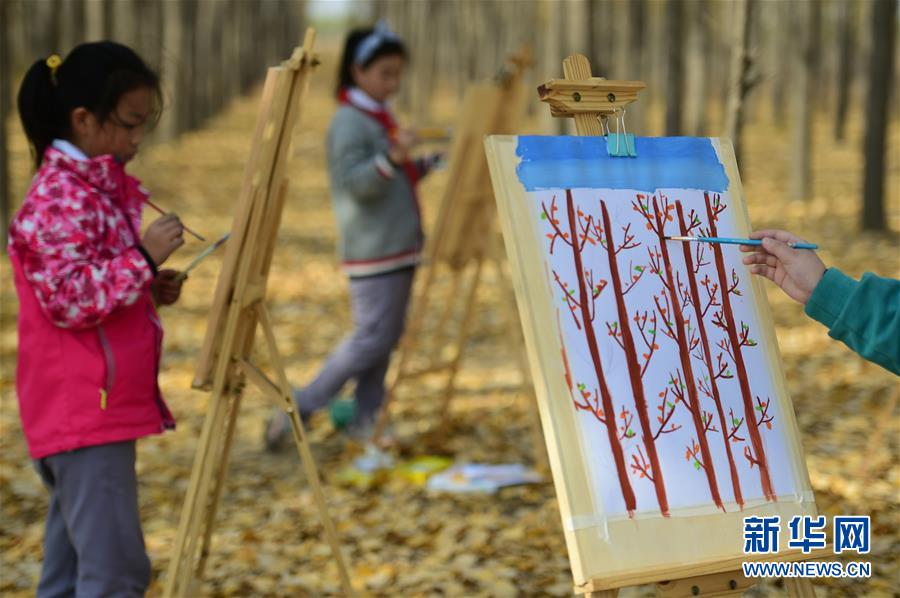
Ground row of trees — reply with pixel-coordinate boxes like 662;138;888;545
376;0;897;232
1;0;307;248
1;0;896;241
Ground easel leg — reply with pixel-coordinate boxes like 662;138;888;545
433;255;484;430
164;382;236;596
493;255;548;472
195;388;245;579
257;305;354;596
429;264;462;363
488;233;548;472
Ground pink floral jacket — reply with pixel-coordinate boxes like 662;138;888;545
8;147;175;459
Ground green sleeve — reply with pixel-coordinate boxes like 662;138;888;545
804;268;900;375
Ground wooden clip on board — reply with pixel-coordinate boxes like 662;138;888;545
538;55;643;157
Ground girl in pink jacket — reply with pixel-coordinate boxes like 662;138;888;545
9;42;185;597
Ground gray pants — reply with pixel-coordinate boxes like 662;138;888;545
34;441;150;598
296;267;415;424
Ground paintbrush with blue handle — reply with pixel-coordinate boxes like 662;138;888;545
665;236;818;250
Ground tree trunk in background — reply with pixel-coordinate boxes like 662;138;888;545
159;0;184;142
768;1;790;127
627;0;646;134
664;0;684;135
834;0;856;141
643;0;663;124
59;0;86;52
388;0;411;113
540;0;565;134
198;0;213;123
610;0;626;78
35;0;59;55
85;0;105;42
262;0;279;67
189;0;207;129
137;0;163;70
588;0;604;76
789;0;820;201
0;0;11;250
862;0;897;231
562;0;589;58
28;0;60;57
239;1;259;93
111;0;137;47
410;0;433;121
222;0;241;101
684;0;708;135
724;0;756;166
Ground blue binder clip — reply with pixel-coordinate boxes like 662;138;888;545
604;109;637;158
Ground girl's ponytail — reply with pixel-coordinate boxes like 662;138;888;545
18;58;66;169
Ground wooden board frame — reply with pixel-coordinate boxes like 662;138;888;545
485;54;822;596
163;29;352;597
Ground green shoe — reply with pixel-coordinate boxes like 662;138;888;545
329;397;356;430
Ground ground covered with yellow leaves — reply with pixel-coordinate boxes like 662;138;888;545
1;46;898;597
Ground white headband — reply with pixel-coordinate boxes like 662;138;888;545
353;19;400;65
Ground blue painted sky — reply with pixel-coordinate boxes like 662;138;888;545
515;136;729;193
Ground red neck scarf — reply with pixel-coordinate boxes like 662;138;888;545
337;88;420;189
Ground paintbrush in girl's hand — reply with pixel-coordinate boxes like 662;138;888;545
176;233;230;281
144;198;206;241
665;236;818;250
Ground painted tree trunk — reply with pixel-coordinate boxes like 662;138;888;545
652;196;724;511
704;193;776;500
564;190;637;515
600;200;670;516
676;201;744;509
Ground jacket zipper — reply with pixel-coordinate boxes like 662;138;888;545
97;327;116;409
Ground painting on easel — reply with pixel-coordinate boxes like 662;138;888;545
486;133;817;585
526;136;799;518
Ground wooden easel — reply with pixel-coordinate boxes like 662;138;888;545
374;50;545;459
543;53;820;598
163;30;352;597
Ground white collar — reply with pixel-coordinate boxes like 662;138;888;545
52;139;90;161
347;87;386;112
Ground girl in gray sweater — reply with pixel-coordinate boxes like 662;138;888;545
266;22;439;449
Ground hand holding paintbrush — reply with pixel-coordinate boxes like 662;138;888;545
144;198;205;241
142;213;185;267
148;233;229;307
737;229;826;305
667;229;824;304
